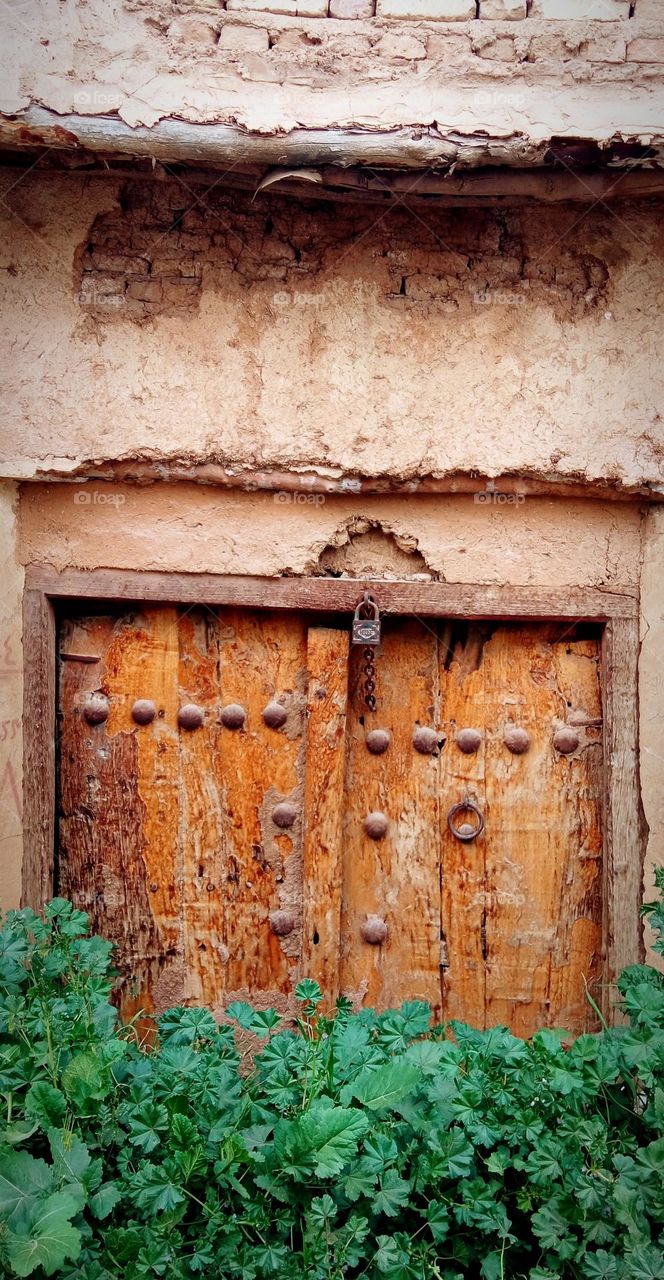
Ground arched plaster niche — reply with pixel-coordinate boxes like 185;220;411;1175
307;517;438;580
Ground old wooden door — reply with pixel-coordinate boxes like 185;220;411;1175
57;606;603;1035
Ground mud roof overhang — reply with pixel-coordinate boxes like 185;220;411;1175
2;106;664;205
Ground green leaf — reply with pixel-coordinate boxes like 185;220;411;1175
275;1099;369;1178
89;1182;121;1221
61;1053;105;1110
3;1122;39;1146
5;1189;82;1277
295;979;323;1005
582;1252;622;1280
0;1151;52;1227
48;1129;91;1183
374;1235;410;1276
308;1194;337;1227
225;1002;256;1031
25;1083;67;1129
132;1166;186;1214
374;1170;411;1218
124;1101;169;1153
626;1246;664;1280
251;1009;282;1035
341;1060;421;1111
158;1006;218;1045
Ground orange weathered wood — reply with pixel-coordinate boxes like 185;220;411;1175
56;606;608;1035
29;566;638;620
215;609;308;1007
58;614;171;1020
301;627;350;1004
340;619;443;1019
439;624;488;1027
480;626;603;1036
176;609;225;1008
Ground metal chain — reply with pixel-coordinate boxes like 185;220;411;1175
361;646;377;712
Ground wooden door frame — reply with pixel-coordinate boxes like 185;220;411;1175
22;565;645;1014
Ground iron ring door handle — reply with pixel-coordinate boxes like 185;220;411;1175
447;800;485;842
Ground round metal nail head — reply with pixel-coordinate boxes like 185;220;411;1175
83;693;109;725
131;699;157;725
221;703;246;730
361;915;388;945
269;910;295;937
178;703;205;730
413;726;439;755
553;727;580;755
262;701;288;729
364;811;389;840
272;801;297;829
456;728;481;754
504;727;530;755
366;729;390;755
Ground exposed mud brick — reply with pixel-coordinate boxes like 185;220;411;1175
227;0;298;13
271;27;323;47
374;30;428;57
377;0;475;14
633;0;663;15
89;251;149;274
479;0;526;16
530;0;630;16
218;22;271;49
627;37;664;60
581;32;627;59
472;32;517;57
161;280;202;305
76;181;613;322
167;15;220;47
126;280;164;301
329;0;375;15
296;0;329;14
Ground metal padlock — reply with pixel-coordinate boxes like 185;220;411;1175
352;595;381;646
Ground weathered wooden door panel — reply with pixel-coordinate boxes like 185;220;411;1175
59;609;182;1021
440;624;603;1036
302;627;350;1003
340;620;444;1021
58;607;310;1019
212;609;308;1006
57;606;603;1036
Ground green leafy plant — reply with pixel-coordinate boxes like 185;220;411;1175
0;883;663;1279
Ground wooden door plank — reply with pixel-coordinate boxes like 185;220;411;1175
481;626;603;1036
30;566;638;621
176;608;225;1008
215;609;308;1009
58;611;181;1021
340;619;443;1019
438;624;488;1029
301;627;349;1005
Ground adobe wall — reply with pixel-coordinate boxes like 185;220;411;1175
1;170;662;965
1;173;663;495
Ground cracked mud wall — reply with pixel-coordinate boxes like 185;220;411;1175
2;174;664;493
0;482;24;910
2;0;663;145
641;506;664;971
